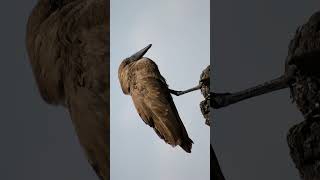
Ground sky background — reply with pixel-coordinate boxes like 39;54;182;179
0;0;99;179
212;0;320;180
110;0;210;180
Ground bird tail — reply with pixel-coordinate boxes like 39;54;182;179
180;137;193;153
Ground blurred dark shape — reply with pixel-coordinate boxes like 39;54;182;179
286;11;320;180
26;0;109;179
211;145;225;180
211;10;320;180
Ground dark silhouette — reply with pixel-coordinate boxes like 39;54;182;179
211;145;225;180
26;0;109;179
118;44;193;153
211;11;320;180
285;11;320;180
211;63;296;109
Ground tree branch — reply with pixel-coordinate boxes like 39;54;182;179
170;84;202;96
211;72;295;109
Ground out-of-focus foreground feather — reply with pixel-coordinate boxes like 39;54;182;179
26;0;109;179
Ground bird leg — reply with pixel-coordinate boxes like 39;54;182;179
170;84;202;96
212;65;297;109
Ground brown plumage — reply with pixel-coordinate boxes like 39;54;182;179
26;0;109;179
118;45;193;153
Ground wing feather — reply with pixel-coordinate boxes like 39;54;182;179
131;77;193;152
60;1;109;179
27;0;109;179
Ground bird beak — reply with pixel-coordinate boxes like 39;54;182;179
129;44;152;61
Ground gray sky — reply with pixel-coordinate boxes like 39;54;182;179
0;1;98;179
212;0;320;179
111;0;210;180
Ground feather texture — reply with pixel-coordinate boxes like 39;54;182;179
27;0;109;179
119;57;193;153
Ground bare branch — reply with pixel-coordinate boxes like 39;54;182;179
170;84;202;96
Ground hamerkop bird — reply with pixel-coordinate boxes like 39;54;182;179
118;44;194;153
26;0;109;179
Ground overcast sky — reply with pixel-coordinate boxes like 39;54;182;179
110;0;210;179
212;0;320;179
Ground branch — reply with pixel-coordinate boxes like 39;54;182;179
211;72;295;109
170;84;202;96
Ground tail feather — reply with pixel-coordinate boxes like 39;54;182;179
180;137;193;153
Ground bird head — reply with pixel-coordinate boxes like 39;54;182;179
118;44;152;94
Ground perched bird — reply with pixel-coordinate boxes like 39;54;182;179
118;44;193;153
26;0;109;179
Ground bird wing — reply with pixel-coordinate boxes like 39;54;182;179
131;77;193;152
27;0;109;179
66;84;109;180
59;1;109;179
64;31;109;179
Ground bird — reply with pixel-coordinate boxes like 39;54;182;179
118;44;193;153
26;0;109;179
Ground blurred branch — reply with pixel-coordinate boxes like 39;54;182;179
209;11;320;180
